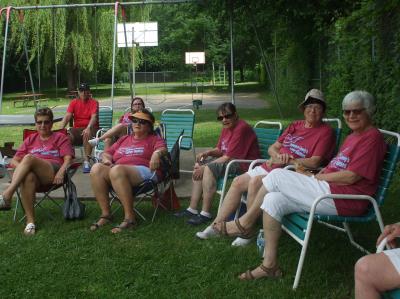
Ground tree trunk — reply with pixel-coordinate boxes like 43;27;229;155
66;63;77;91
239;66;244;82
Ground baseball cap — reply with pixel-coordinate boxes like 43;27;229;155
299;89;326;109
78;83;90;91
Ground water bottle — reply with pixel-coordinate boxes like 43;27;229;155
256;229;265;257
0;153;5;179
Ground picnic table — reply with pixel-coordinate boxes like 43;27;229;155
66;90;78;99
0;115;62;126
13;93;47;108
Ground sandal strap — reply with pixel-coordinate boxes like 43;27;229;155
235;219;246;235
221;221;228;236
99;215;113;221
245;270;254;280
259;264;283;278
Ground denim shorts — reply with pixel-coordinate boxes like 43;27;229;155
133;165;158;182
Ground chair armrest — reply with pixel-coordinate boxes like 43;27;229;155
250;159;268;170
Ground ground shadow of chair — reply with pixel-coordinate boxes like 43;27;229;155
10;129;81;222
281;129;400;289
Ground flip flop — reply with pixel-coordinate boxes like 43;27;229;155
111;219;136;234
90;215;113;231
0;195;11;211
24;223;36;236
239;264;283;281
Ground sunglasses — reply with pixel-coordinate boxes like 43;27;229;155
35;120;52;125
343;108;365;116
217;113;235;121
131;118;149;125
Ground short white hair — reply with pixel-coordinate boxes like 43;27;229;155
342;90;376;116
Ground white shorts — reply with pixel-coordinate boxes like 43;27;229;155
247;165;269;178
133;165;158;183
384;249;400;274
260;168;338;222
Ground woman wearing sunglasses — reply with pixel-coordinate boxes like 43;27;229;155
237;90;386;280
0;108;74;235
174;103;260;226
199;89;336;245
88;97;146;151
89;109;167;233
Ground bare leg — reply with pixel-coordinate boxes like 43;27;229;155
238;210;282;279
200;166;217;213
3;155;55;203
214;173;251;223
246;175;265;208
215;185;268;235
109;165;142;223
90;163;112;223
19;172;40;224
355;252;400;299
188;178;203;210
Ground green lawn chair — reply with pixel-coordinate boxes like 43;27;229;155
92;106;113;160
281;129;400;289
160;109;195;173
217;120;283;211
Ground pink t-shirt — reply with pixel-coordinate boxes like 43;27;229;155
67;98;99;128
323;127;386;216
216;119;260;171
15;132;75;166
262;120;335;172
119;112;133;125
106;134;166;167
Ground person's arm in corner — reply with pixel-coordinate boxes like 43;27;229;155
82;113;97;142
149;147;168;171
59;112;73;129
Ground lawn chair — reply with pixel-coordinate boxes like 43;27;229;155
281;129;400;289
160;109;195;172
10;129;81;222
92;106;113;160
109;136;180;222
217;120;283;211
376;237;400;299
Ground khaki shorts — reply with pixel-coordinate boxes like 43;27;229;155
205;160;243;180
69;127;96;146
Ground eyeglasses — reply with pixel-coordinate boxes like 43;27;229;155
131;118;149;125
304;104;323;111
35;120;52;125
343;108;365;116
132;103;143;106
217;113;235;121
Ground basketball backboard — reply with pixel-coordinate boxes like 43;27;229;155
185;52;205;64
117;22;158;47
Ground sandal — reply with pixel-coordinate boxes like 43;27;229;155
111;219;136;234
90;215;113;231
0;195;11;211
239;264;283;281
24;223;36;236
213;219;254;238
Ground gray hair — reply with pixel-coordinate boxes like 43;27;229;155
342;90;376;116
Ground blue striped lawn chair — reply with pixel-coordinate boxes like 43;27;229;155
92;106;113;160
281;129;400;289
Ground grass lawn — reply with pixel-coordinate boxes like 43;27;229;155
0;85;399;297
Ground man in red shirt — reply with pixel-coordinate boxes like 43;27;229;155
60;83;99;173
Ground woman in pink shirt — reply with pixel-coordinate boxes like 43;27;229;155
0;108;74;236
236;90;386;281
88;97;145;150
89;109;167;233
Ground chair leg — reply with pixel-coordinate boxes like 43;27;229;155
293;217;315;289
343;223;370;254
13;189;21;222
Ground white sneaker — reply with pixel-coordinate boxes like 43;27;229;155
88;138;99;147
195;225;218;239
231;236;253;247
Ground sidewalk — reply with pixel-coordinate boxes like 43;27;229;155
0;147;211;200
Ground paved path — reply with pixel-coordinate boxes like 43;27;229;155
53;92;268;113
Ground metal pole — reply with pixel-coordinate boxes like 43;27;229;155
22;23;36;95
111;1;119;111
53;10;58;98
132;32;136;97
0;7;12;113
121;7;134;101
229;0;234;104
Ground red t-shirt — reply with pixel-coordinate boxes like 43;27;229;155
15;132;74;166
118;112;133;126
106;134;166;167
262;120;335;172
67;98;99;128
216;119;260;171
323;127;386;216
